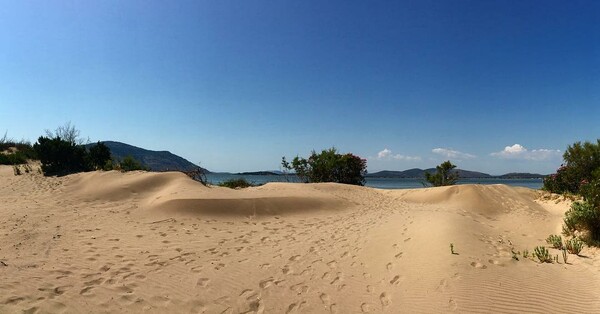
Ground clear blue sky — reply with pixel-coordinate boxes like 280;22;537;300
1;0;598;174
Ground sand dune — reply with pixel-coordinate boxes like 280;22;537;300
1;167;599;313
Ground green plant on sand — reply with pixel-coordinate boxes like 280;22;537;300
545;234;563;249
565;237;584;255
533;246;552;263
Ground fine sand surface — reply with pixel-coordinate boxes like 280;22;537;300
1;166;600;313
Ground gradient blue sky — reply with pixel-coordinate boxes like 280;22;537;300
1;1;598;174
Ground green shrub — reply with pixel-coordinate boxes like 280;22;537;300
533;246;552;263
282;148;367;186
13;165;21;176
544;140;600;194
87;142;112;170
562;248;568;264
563;201;600;242
425;161;458;187
34;136;88;175
565;237;584;255
218;178;254;189
545;234;563;249
119;155;146;172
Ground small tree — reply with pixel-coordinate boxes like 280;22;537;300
34;136;88;175
282;148;367;186
119;155;146;172
425;160;458;187
87;142;112;170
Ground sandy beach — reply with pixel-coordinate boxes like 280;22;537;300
1;166;599;313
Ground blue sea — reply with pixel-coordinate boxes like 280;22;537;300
205;174;543;190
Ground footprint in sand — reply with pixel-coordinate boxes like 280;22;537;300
470;262;487;269
259;278;274;289
361;303;372;313
386;262;394;271
330;304;338;314
380;292;391;309
196;278;210;288
389;275;401;285
320;293;331;305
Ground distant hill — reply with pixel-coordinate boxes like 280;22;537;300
87;141;207;173
497;173;545;179
367;168;542;179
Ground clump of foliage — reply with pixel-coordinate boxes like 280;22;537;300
562;248;568;264
545;234;563;249
218;178;255;189
33;123;114;176
544;139;600;245
562;201;600;241
34;136;89;175
543;140;600;195
0;132;37;165
425;160;459;187
87;141;112;170
522;249;529;259
564;237;584;255
533;246;553;263
282;148;367;186
118;155;147;172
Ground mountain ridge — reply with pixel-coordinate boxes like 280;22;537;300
87;141;208;173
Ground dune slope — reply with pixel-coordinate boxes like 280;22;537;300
1;168;599;313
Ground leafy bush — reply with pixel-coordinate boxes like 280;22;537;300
0;132;37;165
544;140;600;194
87;142;112;170
119;155;146;172
218;178;254;189
0;152;28;165
565;237;584;255
425;160;458;187
562;201;600;241
34;136;89;175
282;148;367;186
545;234;563;249
533;246;552;263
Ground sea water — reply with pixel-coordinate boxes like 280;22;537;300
205;174;543;190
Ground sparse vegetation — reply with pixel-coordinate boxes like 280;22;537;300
533;246;552;263
13;165;21;176
0;132;37;165
545;234;563;249
218;178;255;189
425;160;458;187
511;249;519;261
184;166;209;186
450;243;456;254
562;248;568;264
565;237;584;255
282;147;367;186
522;248;529;259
